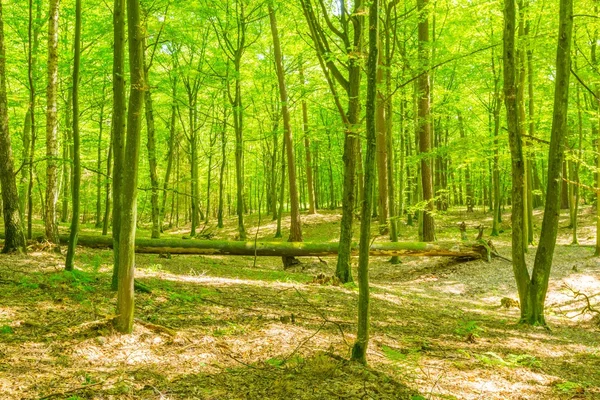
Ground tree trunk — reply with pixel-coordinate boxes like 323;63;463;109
111;0;126;291
45;0;60;251
160;77;177;231
65;0;82;271
418;0;435;241
275;137;286;239
144;64;160;239
233;55;246;240
115;0;145;334
26;0;41;240
300;64;316;215
503;0;529;320
268;5;303;269
375;39;388;235
52;234;489;259
102;134;112;236
95;86;105;228
571;55;583;245
458;111;474;213
0;0;26;253
527;0;572;325
385;15;399;264
218;87;227;229
352;0;378;364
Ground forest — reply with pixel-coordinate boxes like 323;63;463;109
0;0;599;398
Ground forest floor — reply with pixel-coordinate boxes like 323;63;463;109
0;206;599;399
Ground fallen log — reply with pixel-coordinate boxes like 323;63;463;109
0;232;490;259
47;235;489;260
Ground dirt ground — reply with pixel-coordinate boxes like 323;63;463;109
0;206;599;399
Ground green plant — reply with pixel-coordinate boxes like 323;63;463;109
454;320;484;338
381;345;407;362
18;277;39;290
554;381;584;394
0;325;13;334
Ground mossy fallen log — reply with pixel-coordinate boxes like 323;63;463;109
50;235;489;260
0;232;490;260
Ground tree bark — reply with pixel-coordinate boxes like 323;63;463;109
527;0;572;325
375;38;388;234
0;0;26;253
268;5;303;269
65;0;82;271
45;0;60;251
111;0;126;291
160;76;177;231
115;0;145;334
95;84;106;228
46;234;489;259
352;0;378;365
26;0;41;240
418;0;435;241
504;0;529;320
299;64;316;215
144;67;160;239
218;86;227;229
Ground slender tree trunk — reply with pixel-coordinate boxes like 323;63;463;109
335;3;363;284
20;110;31;225
418;0;435;241
503;0;529;320
386;24;399;264
352;0;378;364
528;0;572;325
65;0;82;271
299;64;316;215
218;87;227;229
376;39;388;234
269;5;302;268
26;0;41;240
275;138;286;239
233;56;246;240
95;92;105;229
0;0;26;253
160;77;177;231
111;0;126;291
571;55;583;245
61;90;71;224
45;0;60;250
144;53;160;239
458;111;474;213
115;0;145;334
102;134;112;236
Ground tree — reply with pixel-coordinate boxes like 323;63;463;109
65;0;82;271
211;0;262;241
299;62;316;215
417;0;435;242
268;3;303;268
503;0;573;325
300;0;364;283
0;0;26;254
352;0;378;365
115;0;145;334
45;0;60;251
111;0;126;291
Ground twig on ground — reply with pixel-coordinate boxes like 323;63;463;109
134;318;176;336
283;320;327;363
293;287;350;347
38;379;109;400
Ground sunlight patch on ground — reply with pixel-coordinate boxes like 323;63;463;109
431;281;467;295
136;269;301;288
